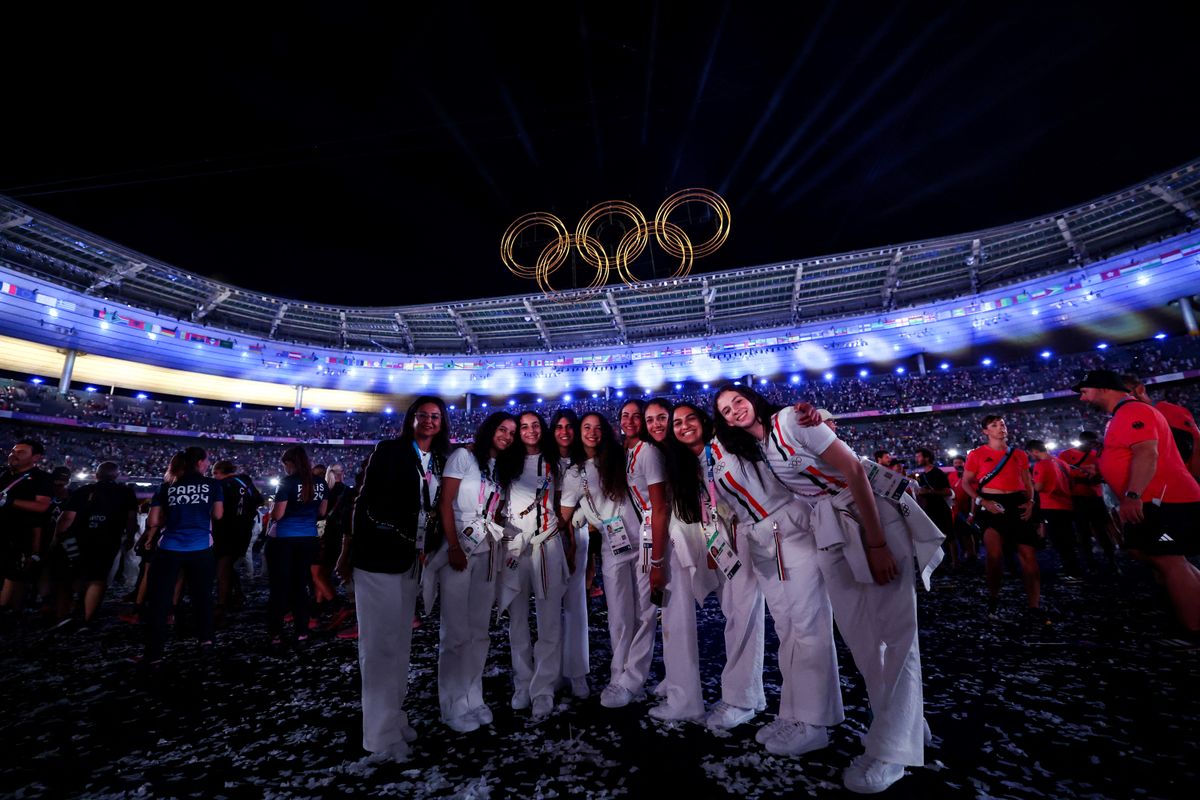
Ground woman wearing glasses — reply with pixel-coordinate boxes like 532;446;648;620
338;396;449;762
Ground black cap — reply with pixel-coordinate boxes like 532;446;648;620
1071;369;1128;393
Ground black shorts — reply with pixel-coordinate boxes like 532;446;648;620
975;492;1042;548
1123;501;1200;556
213;530;252;560
78;536;122;583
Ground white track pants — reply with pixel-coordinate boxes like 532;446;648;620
600;551;656;693
436;550;496;721
817;506;924;766
717;554;766;710
751;531;843;726
660;544;705;717
507;539;569;701
561;525;590;681
354;567;419;753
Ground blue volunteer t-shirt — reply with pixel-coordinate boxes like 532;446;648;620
273;474;326;538
151;474;223;552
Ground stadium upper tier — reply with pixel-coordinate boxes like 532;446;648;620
1;159;1199;399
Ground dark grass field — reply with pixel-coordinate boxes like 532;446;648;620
1;552;1197;799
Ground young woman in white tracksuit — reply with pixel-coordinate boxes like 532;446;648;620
498;411;575;720
338;395;450;761
715;385;929;795
651;401;767;727
560;410;660;709
551;408;590;700
434;411;518;734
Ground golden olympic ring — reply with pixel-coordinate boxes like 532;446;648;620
500;188;729;301
535;233;609;302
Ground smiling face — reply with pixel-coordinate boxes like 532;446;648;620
619;403;644;442
580;414;604;456
412;402;443;441
716;390;757;431
519;413;543;453
644;403;670;444
491;419;517;455
553;416;575;451
671;405;706;452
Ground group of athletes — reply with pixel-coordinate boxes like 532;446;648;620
3;367;1197;795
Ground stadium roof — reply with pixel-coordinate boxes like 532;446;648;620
1;158;1198;355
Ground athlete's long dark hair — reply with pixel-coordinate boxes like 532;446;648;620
400;395;451;458
550;408;585;467
665;402;714;524
500;410;560;482
473;411;519;485
618;398;650;444
282;445;316;502
712;385;780;463
580;412;628;502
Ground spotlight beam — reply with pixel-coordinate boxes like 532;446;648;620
498;82;540;168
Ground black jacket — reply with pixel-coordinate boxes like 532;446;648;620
351;439;446;573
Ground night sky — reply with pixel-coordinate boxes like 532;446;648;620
3;2;1196;307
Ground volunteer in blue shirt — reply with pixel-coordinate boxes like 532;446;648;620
143;447;223;664
267;445;328;643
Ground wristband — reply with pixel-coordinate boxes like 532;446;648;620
1123;491;1141;500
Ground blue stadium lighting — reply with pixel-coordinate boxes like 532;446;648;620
562;394;572;403
99;321;109;330
733;381;742;386
85;386;98;393
823;372;834;381
480;402;489;408
30;377;42;384
384;407;394;414
447;405;455;411
859;369;869;378
701;384;709;390
981;358;993;366
791;375;800;383
759;378;768;386
591;392;599;398
615;390;624;398
234;402;242;409
674;383;683;390
1154;332;1167;340
536;397;543;404
346;409;354;414
508;399;516;406
1137;273;1150;286
136;393;148;400
1097;342;1109;350
240;351;248;358
895;366;906;374
939;362;950;370
187;398;195;404
147;332;156;340
310;407;320;415
1041;350;1052;359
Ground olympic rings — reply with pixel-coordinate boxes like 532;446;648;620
500;189;730;301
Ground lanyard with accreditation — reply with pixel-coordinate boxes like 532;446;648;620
703;445;742;580
580;465;633;557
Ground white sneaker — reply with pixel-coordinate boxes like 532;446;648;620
385;740;411;762
600;684;636;708
532;695;554;719
444;715;480;734
755;716;791;744
511;687;531;710
706;701;756;731
648;702;700;722
469;705;493;725
764;720;829;756
570;677;590;699
843;755;905;794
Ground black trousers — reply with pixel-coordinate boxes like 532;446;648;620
266;537;319;636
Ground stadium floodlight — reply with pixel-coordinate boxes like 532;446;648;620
147;332;156;340
896;366;906;374
1137;274;1150;286
759;379;768;386
136;393;148;400
859;369;869;378
981;358;993;366
674;383;683;390
1097;342;1108;350
76;472;88;480
310;407;320;415
187;398;196;404
384;407;394;414
591;392;598;398
701;384;709;390
536;397;544;404
234;402;242;409
347;409;354;414
30;377;43;384
85;386;98;393
1041;350;1052;359
1154;332;1167;340
939;362;950;370
1046;441;1058;451
508;399;516;406
947;448;959;458
448;405;455;411
562;394;572;403
615;390;624;398
791;375;800;383
100;321;109;330
823;372;834;381
481;402;489;408
1070;439;1082;448
269;477;280;487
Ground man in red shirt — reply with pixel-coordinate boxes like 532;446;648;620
1057;431;1116;570
1123;374;1200;481
1027;440;1081;581
1076;370;1200;633
960;415;1043;620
